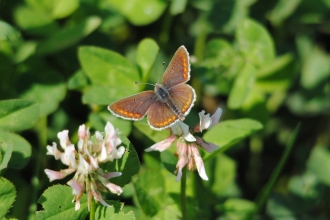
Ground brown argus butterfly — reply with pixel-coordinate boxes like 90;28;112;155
108;46;196;130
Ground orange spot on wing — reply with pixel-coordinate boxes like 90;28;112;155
135;113;140;118
129;113;133;117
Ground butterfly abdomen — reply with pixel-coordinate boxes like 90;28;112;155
155;84;185;121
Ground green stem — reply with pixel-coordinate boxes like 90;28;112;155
90;196;96;220
180;167;187;220
249;123;301;219
28;116;47;220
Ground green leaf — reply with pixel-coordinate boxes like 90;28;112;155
68;70;89;90
133;170;165;216
160;150;177;176
0;20;21;42
268;0;302;26
134;120;170;143
0;99;39;132
50;0;80;19
307;146;330;186
136;38;159;82
79;46;140;87
36;16;101;55
104;132;140;187
14;5;58;36
108;0;167;26
228;63;256;109
0;177;16;219
17;70;66;117
25;0;79;18
236;19;275;67
170;0;188;15
0;142;13;171
14;41;37;63
82;85;138;105
95;202;135;220
256;53;294;78
241;88;269;125
203;118;263;161
217;198;256;219
208;154;238;197
301;47;330;89
201;39;235;68
288;173;321;199
36;185;88;220
255;53;295;92
0;130;32;169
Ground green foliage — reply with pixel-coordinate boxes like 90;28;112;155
1;0;329;219
0;177;16;219
36;185;89;220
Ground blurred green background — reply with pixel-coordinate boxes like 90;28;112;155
0;0;330;219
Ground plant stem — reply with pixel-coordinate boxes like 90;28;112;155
28;116;47;220
181;167;187;220
249;123;301;219
90;196;96;220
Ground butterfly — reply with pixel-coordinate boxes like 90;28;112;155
108;46;196;130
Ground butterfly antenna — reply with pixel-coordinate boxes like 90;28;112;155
158;62;165;83
134;82;155;86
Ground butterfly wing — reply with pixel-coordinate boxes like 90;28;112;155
168;84;196;117
147;100;180;130
162;46;191;88
108;91;156;120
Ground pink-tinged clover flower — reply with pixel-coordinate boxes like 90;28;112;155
45;122;125;211
145;108;222;181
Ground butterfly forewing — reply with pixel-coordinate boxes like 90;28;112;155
162;46;190;88
108;91;156;120
168;84;196;117
147;100;179;130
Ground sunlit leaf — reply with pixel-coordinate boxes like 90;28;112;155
136;38;159;82
301;47;330;89
133;170;165;216
36;185;88;220
82;85;137;105
0;177;16;219
0;130;31;169
307;146;330;186
79;46;140;87
0;142;13;171
14;5;58;36
170;0;188;15
0;20;21;41
134;121;170;143
203;118;263;160
107;0;167;26
228;62;255;109
0;99;39;132
236;19;275;67
268;0;302;26
95;202;135;220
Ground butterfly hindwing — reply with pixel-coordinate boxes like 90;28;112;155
162;46;191;88
168;84;196;117
108;91;156;120
147;100;180;130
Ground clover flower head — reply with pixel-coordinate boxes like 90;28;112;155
145;108;222;181
45;122;125;211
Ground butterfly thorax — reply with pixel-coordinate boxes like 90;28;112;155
154;84;185;121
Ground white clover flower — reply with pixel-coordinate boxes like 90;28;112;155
44;122;125;211
145;108;222;181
